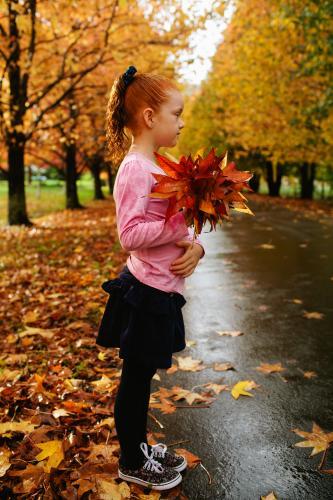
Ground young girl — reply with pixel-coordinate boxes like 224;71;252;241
96;65;205;491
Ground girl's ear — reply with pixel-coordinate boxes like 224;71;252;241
142;107;155;129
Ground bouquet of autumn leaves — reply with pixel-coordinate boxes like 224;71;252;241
145;147;255;239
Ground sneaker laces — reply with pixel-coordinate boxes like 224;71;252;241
140;442;164;473
151;442;167;458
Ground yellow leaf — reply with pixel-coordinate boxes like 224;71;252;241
22;311;39;324
35;440;64;473
98;351;106;361
231;380;257;399
220;150;228;170
96;477;131;499
118;0;128;9
0;368;22;383
1;353;27;365
232;205;255;216
95;417;115;429
87;302;100;311
292;422;333;456
261;492;278;500
186;339;196;347
91;374;118;392
0;448;12;477
5;334;17;344
194;146;206;158
0;420;38;435
18;326;55;339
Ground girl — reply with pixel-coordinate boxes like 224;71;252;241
96;65;205;491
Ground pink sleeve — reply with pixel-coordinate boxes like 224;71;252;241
114;160;189;252
185;226;205;259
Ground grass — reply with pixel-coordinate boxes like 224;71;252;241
0;173;110;225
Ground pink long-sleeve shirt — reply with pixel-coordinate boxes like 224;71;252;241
113;151;205;294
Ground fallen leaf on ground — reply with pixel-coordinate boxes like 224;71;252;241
0;448;12;477
186;339;197;347
303;311;324;319
0;353;28;365
0;368;22;383
0;420;38;435
292;422;333;456
231;380;258;399
213;362;235;371
18;326;56;339
201;383;229;395
303;371;317;379
255;362;285;374
257;243;275;249
96;478;131;499
175;356;206;371
35;440;64;472
169;386;211;405
260;492;278;500
216;330;243;337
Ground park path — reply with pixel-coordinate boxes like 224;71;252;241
153;198;333;499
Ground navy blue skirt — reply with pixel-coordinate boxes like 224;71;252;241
95;264;187;369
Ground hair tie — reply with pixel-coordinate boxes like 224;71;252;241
122;65;137;87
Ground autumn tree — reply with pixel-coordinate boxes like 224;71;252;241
283;0;333;197
0;0;214;224
181;0;333;199
0;0;119;224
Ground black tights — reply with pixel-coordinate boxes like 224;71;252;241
114;356;157;468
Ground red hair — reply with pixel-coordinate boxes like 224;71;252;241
105;70;179;164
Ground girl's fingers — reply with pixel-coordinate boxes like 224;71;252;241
174;263;195;276
181;268;195;278
171;258;194;271
170;257;191;269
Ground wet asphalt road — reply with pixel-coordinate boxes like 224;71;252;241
152;199;333;500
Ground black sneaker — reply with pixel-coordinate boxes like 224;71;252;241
118;442;182;491
150;442;187;472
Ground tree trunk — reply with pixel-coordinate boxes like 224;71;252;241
27;165;32;184
7;140;33;226
266;161;282;196
91;160;105;200
249;172;261;193
65;142;83;209
107;163;115;195
300;162;316;199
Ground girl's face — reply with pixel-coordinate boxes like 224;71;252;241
152;89;185;148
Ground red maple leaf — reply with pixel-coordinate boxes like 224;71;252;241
144;147;255;236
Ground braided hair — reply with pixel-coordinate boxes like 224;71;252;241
105;66;137;164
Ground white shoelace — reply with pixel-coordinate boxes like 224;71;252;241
140;442;164;473
151;442;167;458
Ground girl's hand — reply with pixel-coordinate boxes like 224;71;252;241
169;240;204;278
